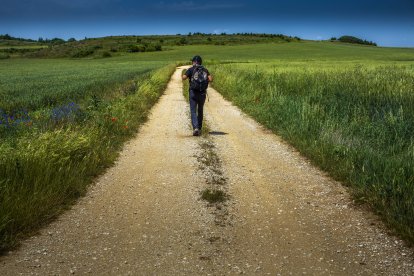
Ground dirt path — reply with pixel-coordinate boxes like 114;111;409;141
1;67;413;275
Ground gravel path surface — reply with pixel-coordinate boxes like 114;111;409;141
1;67;413;275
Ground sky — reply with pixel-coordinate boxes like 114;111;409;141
1;0;413;47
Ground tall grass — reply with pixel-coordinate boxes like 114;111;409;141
210;63;414;243
0;64;176;252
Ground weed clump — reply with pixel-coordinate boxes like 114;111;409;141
201;189;228;203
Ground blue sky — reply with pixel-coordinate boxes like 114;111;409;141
1;0;413;47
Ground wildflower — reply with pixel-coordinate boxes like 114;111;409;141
0;109;31;128
111;117;117;122
50;102;80;122
123;125;129;129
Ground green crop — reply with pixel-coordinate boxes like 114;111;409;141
210;61;414;243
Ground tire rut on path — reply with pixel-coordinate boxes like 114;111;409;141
1;67;414;275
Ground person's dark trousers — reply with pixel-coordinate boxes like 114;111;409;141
189;89;207;130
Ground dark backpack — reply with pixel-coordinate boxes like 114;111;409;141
190;66;209;91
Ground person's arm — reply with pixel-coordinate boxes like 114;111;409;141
182;68;191;80
206;68;213;82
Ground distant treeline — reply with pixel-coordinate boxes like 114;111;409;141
0;34;74;45
2;33;377;47
0;34;37;42
1;33;303;59
187;32;301;40
1;33;301;44
331;35;377;46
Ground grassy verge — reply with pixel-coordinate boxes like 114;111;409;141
0;64;176;252
210;63;414;243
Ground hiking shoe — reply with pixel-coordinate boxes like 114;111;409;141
193;128;200;136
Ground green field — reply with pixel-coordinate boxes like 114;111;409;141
0;58;168;111
1;38;414;251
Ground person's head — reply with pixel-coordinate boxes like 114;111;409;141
192;55;202;65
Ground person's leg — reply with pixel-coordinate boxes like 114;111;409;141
197;92;207;130
189;90;198;130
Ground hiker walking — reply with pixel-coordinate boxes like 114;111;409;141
182;55;213;136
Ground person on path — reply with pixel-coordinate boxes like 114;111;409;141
182;55;213;136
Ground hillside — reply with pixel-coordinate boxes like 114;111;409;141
1;33;301;59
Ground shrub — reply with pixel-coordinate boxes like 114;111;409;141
0;53;10;59
126;44;142;53
71;48;95;58
154;44;162;51
144;45;154;52
102;51;111;58
179;37;188;45
339;36;377;46
0;34;12;40
50;38;66;45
